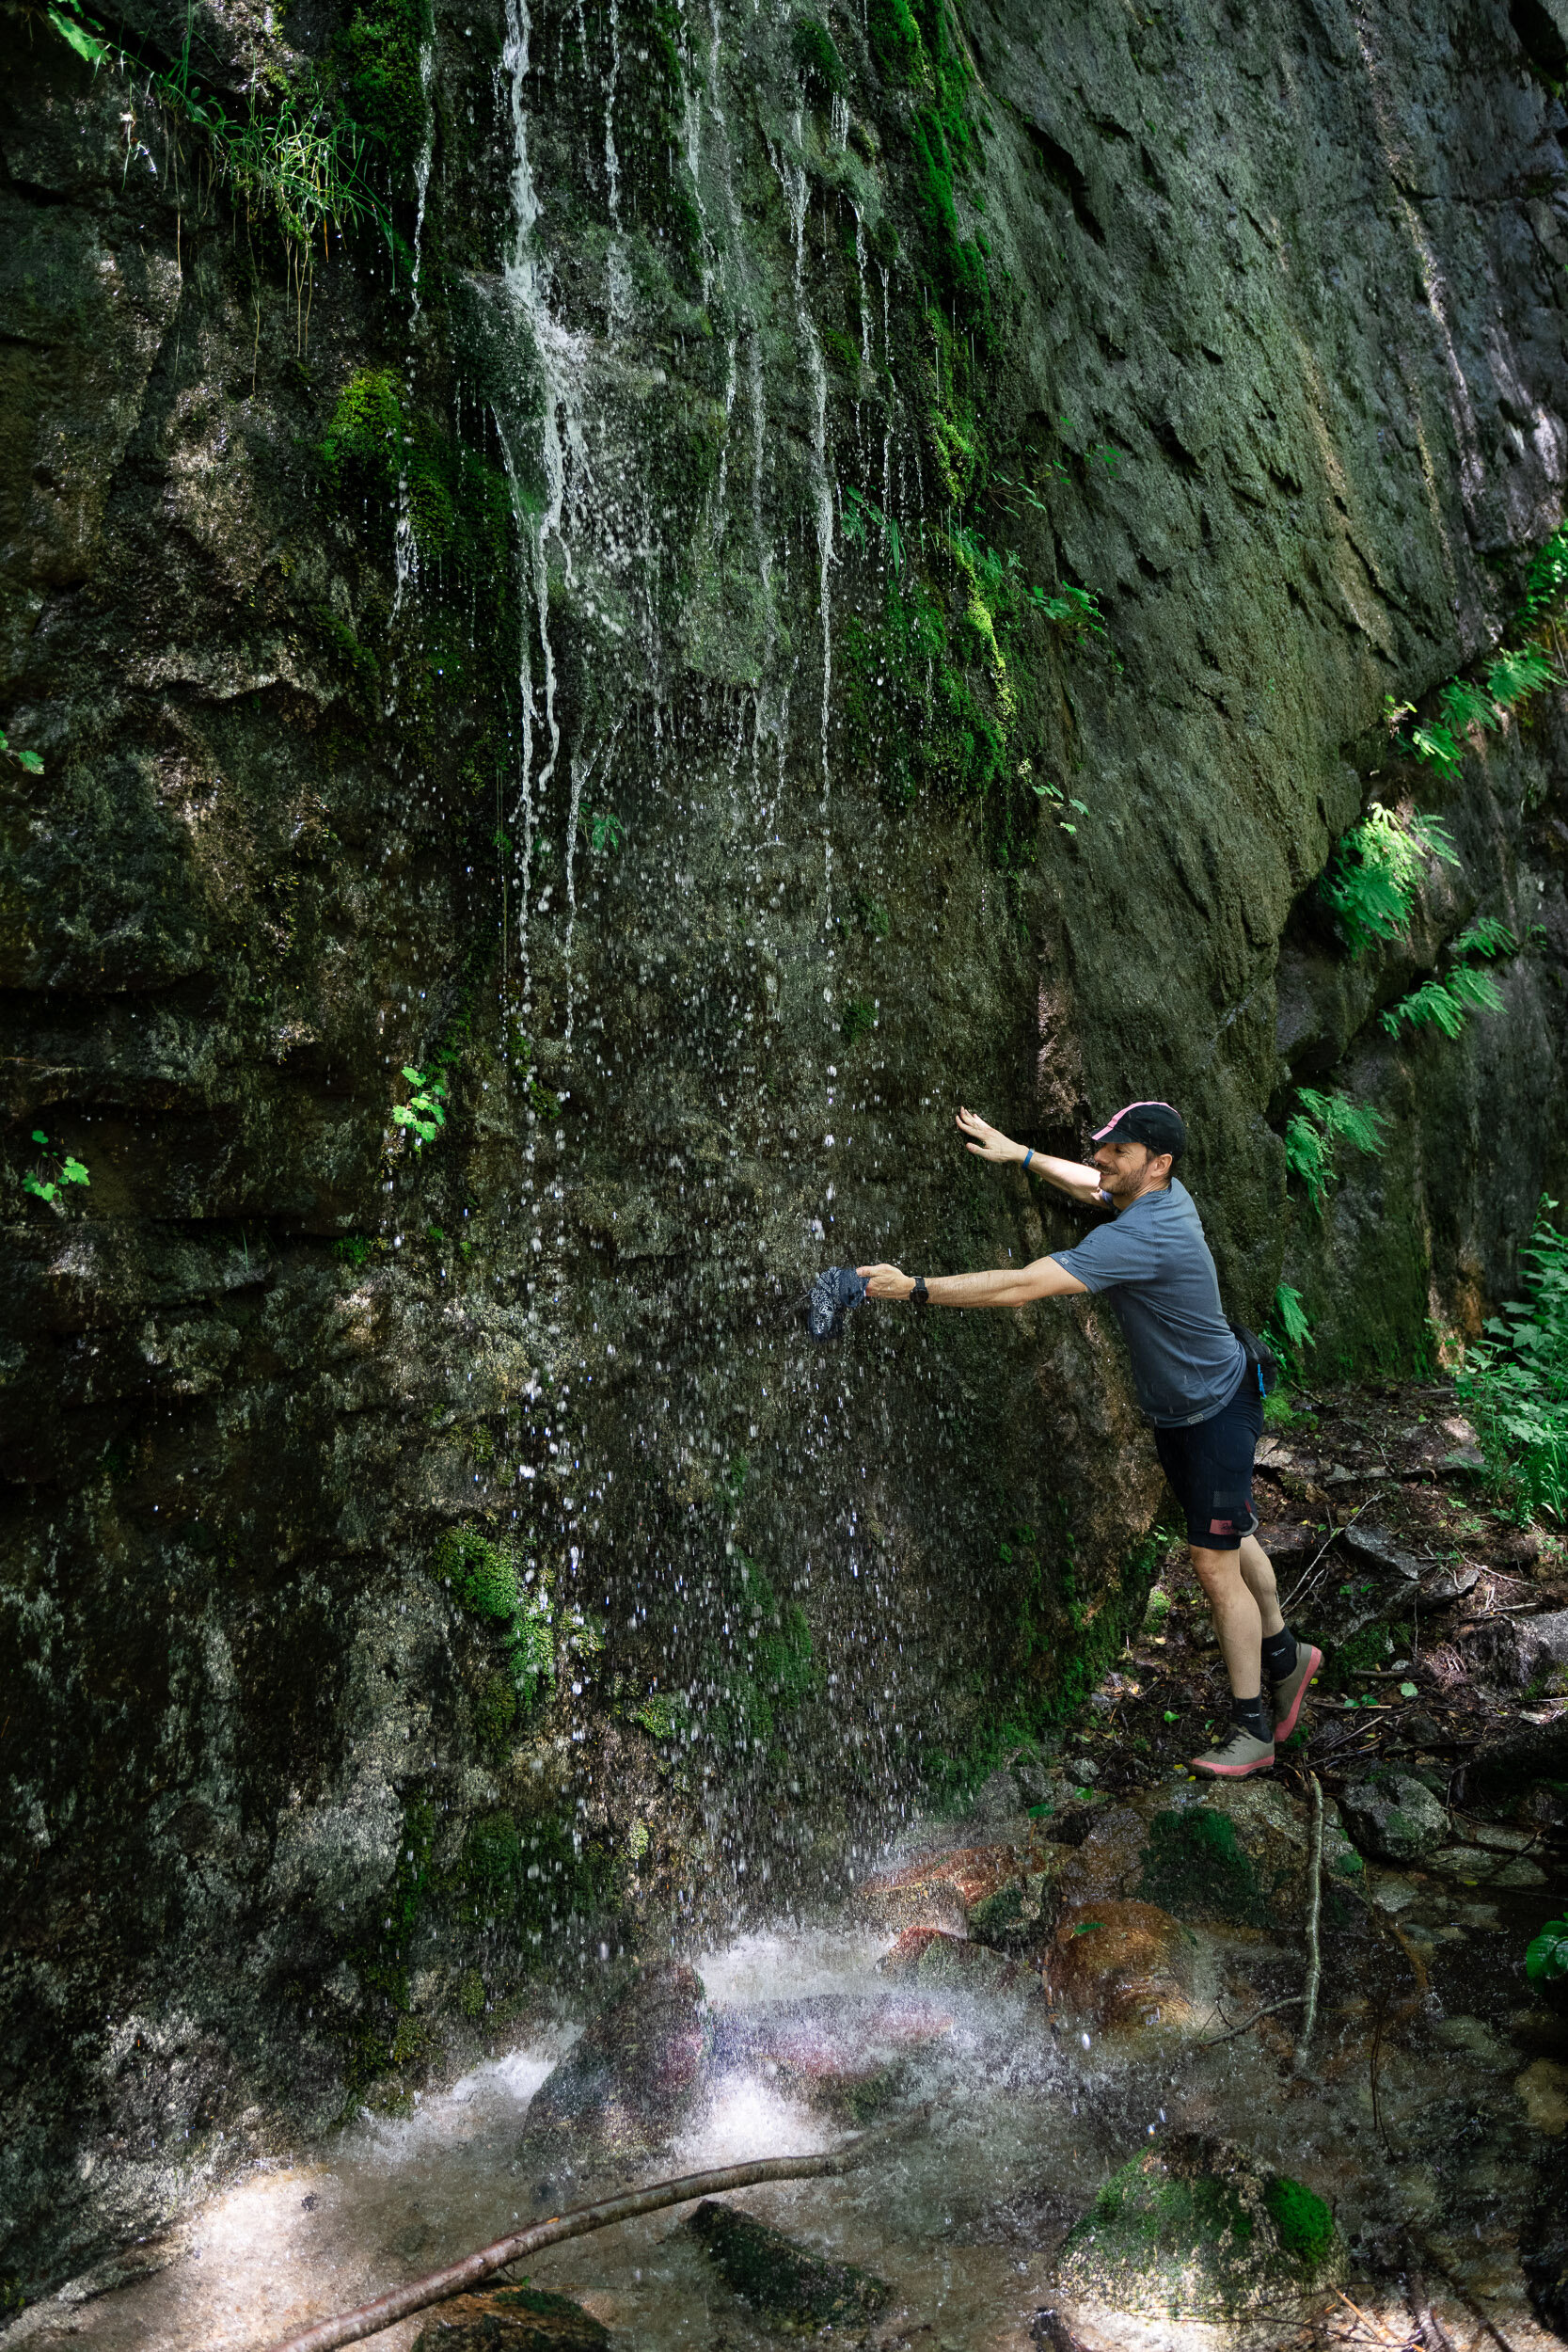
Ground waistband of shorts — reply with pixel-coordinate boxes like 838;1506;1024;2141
1146;1363;1257;1431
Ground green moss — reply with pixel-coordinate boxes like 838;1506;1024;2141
333;0;429;175
703;1558;816;1751
868;0;925;81
321;366;404;502
1137;1807;1266;1927
436;1524;519;1620
791;15;847;97
1263;2177;1337;2271
464;1808;524;1885
688;2199;890;2329
475;1669;517;1752
457;1966;486;2017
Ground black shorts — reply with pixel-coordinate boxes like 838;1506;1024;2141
1152;1372;1263;1552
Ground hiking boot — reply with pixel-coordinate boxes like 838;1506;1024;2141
1271;1644;1324;1745
1190;1724;1275;1778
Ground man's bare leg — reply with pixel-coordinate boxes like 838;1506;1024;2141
1188;1544;1265;1700
1237;1533;1285;1640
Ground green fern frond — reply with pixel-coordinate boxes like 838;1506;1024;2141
1412;723;1463;775
1319;805;1458;956
1450;914;1517;961
1381;962;1505;1041
1440;678;1499;737
1487;645;1557;708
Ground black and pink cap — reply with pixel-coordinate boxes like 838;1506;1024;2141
1091;1099;1187;1157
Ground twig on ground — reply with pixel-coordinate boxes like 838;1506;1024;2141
1199;1994;1306;2047
1284;1502;1375;1613
1332;2284;1417;2347
255;2126;916;2352
1370;1992;1393;2157
1294;1772;1325;2072
1413;2239;1523;2352
1403;2244;1458;2352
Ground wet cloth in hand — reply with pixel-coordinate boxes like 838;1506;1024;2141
808;1266;868;1340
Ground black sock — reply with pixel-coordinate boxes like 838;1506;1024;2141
1261;1627;1298;1685
1230;1693;1269;1741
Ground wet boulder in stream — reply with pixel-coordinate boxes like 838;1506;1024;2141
518;1962;706;2166
686;2197;890;2332
1052;2134;1346;2324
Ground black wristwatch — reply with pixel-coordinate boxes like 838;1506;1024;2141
911;1277;929;1305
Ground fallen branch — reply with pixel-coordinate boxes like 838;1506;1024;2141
1332;2283;1418;2348
256;2131;908;2352
1199;1994;1305;2048
1283;1502;1374;1613
1293;1772;1325;2073
1412;2238;1523;2352
1403;2243;1457;2352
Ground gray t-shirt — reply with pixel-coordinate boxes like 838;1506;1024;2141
1051;1179;1247;1427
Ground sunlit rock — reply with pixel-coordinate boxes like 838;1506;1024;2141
1052;2134;1345;2339
412;2284;610;2349
1043;1900;1203;2038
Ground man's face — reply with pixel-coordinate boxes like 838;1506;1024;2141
1094;1138;1172;1201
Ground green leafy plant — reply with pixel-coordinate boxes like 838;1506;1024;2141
587;810;624;855
842;485;905;577
1030;580;1110;645
1456;1200;1568;1521
1412;722;1462;776
1439;677;1499;738
1519;524;1568;628
1488;644;1557;708
1265;1282;1315;1375
1380;962;1504;1041
1283;1089;1388;1214
0;728;42;776
1319;806;1459;955
22;1130;89;1205
393;1063;447;1148
1527;1915;1568;1984
1450;914;1519;961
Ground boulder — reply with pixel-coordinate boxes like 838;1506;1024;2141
1044;1900;1201;2036
1338;1769;1449;1863
413;2287;610;2350
1052;2134;1346;2321
860;1841;1037;1934
518;1960;706;2162
712;1991;952;2119
685;2198;889;2331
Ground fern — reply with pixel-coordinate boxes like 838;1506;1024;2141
1457;1200;1568;1521
1439;677;1499;737
1264;1282;1315;1375
1488;645;1557;708
1030;581;1108;643
1412;722;1462;776
1450;914;1517;961
1381;962;1504;1040
1320;806;1459;956
1284;1089;1387;1213
1521;525;1568;627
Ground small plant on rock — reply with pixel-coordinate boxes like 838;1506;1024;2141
22;1130;89;1206
1319;805;1458;955
394;1064;447;1149
1457;1200;1568;1521
1283;1089;1387;1215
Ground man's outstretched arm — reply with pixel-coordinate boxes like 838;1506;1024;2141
955;1106;1104;1206
856;1257;1088;1308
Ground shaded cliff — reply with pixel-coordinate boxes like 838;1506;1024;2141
4;0;1568;2296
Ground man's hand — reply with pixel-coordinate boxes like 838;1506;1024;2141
956;1105;1021;1164
857;1263;914;1299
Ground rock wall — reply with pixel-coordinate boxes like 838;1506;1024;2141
4;0;1568;2296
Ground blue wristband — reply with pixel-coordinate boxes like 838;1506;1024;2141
1022;1149;1034;1171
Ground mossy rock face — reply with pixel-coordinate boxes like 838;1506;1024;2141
1053;2134;1345;2321
686;2198;890;2332
412;2284;609;2349
1136;1806;1267;1929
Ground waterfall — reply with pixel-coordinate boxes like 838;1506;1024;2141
391;35;437;619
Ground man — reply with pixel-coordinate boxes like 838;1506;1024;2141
857;1099;1322;1777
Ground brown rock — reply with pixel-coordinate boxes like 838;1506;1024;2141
1044;1900;1200;2033
860;1842;1029;1933
413;2285;610;2350
1053;1808;1150;1905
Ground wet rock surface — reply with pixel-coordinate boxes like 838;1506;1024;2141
1053;2133;1347;2321
1338;1770;1450;1865
685;2198;890;2334
412;2286;610;2351
517;1963;707;2169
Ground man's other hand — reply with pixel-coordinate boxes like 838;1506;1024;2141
956;1105;1019;1163
857;1263;913;1299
